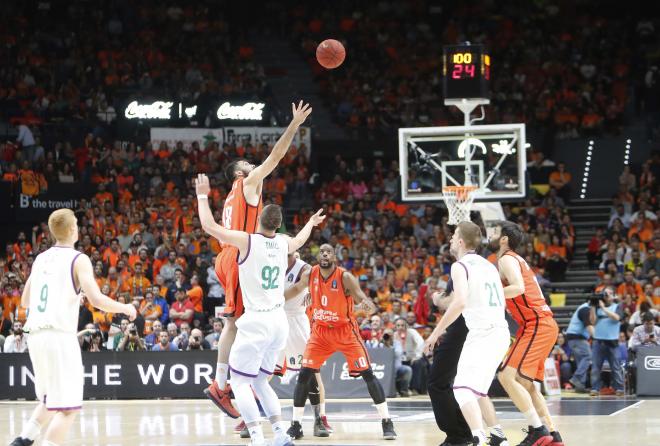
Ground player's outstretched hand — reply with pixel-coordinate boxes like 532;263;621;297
308;208;326;226
195;173;211;196
124;304;137;321
291;100;312;126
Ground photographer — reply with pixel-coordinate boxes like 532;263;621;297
77;323;104;352
629;312;660;352
565;296;596;392
590;288;625;396
3;321;28;353
118;322;146;352
381;327;413;397
186;328;210;351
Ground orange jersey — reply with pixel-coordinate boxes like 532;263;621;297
221;178;262;236
309;265;354;327
502;251;553;325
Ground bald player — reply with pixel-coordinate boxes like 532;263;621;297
284;244;397;440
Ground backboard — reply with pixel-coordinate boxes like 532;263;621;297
398;123;527;202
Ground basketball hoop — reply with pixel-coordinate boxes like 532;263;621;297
443;185;478;225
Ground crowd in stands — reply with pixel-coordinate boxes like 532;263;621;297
0;1;268;127
288;1;659;141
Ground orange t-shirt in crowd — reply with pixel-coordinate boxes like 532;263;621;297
546;244;567;258
187;285;204;313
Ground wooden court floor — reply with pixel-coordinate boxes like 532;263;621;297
1;397;657;445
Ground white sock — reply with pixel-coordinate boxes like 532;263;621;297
293;406;304;422
319;402;326;417
248;424;264;442
20;418;41;440
489;424;506;438
271;420;285;434
472;429;487;444
216;363;228;387
375;402;389;419
523;409;543;428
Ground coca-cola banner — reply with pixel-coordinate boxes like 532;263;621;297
150;127;311;154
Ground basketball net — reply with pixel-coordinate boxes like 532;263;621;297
443;185;478;225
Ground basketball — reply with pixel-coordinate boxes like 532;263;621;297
316;39;346;69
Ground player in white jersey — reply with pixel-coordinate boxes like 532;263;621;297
196;173;325;446
275;252;332;436
10;209;136;446
423;221;510;446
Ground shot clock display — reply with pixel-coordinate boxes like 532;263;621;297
443;44;491;100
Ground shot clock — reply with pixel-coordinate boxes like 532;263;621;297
443;44;491;100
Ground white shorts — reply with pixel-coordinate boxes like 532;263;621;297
275;313;310;373
28;330;84;410
229;308;288;378
454;326;510;396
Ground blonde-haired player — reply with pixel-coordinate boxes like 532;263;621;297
424;221;510;446
10;209;136;446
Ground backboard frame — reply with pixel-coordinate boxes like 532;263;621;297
398;123;527;202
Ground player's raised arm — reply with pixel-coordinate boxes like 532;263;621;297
343;271;377;315
195;174;249;254
285;268;311;300
20;276;32;308
423;263;468;355
498;255;525;299
75;254;136;320
243;101;312;191
286;208;325;253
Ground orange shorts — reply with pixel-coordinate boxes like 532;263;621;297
302;322;370;376
215;246;244;318
500;317;558;382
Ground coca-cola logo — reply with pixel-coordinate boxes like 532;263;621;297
124;101;174;120
216;102;264;120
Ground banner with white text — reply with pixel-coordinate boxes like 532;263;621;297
0;349;394;400
150;127;311;155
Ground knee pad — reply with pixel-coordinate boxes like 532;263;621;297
297;367;315;385
360;368;386;404
360;368;376;382
453;387;478;408
308;374;320;406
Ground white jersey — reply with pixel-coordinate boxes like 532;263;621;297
238;233;288;312
284;258;309;315
455;253;508;330
24;246;82;334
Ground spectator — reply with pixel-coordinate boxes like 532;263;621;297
393;317;427;395
629;312;660;352
552;332;574;388
205;318;224;350
77;323;104;352
565;299;595;392
16;124;36;163
139;291;163;335
145;320;163;350
187;328;210;350
117;323;146;351
170;288;194;328
590;289;625;396
630;301;659;326
152;330;178;352
110;318;130;351
160;251;183;285
381;327;412;397
548;162;572;203
3;321;28;353
362;314;385;346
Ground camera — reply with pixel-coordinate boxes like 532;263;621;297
589;292;605;307
129;328;138;336
382;333;391;341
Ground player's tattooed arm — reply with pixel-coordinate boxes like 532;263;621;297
498;255;525;299
285;268;310;300
244;100;312;195
195;174;249;255
343;272;377;315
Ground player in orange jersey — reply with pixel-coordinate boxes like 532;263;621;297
491;221;564;446
203;101;312;419
284;244;397;441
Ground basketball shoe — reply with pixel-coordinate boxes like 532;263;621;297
489;432;510;446
314;416;330;437
9;438;34;446
548;431;564;446
234;420;250;438
516;425;553;446
382;418;397;440
204;381;240;418
287;421;304;440
320;415;333;433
